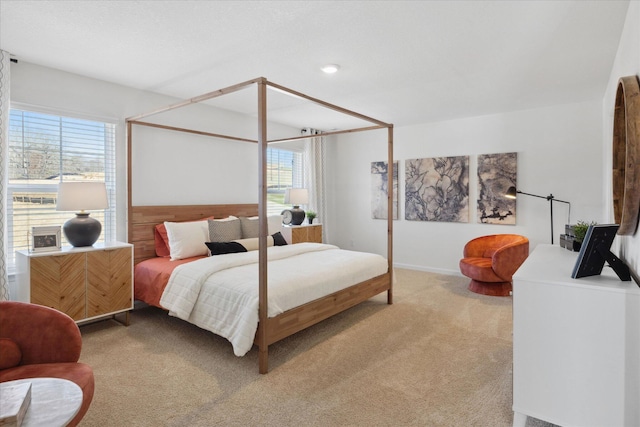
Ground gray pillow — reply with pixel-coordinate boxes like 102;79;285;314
208;218;242;242
240;217;259;239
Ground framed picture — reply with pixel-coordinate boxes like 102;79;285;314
31;226;62;252
371;160;399;220
477;152;517;224
405;156;470;222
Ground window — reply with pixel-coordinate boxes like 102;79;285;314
266;147;303;215
7;108;116;271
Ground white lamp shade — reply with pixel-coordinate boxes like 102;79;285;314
56;182;109;212
284;188;308;206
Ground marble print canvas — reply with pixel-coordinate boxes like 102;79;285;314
405;156;469;222
371;161;398;219
477;152;517;224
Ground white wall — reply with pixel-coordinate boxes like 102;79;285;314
602;0;640;280
327;100;603;275
10;62;297;240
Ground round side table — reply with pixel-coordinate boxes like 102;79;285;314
0;377;82;427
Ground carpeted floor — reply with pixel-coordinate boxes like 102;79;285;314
77;269;555;426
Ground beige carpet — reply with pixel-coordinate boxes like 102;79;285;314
77;269;554;427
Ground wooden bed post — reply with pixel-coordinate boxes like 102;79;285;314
387;125;394;305
257;78;269;374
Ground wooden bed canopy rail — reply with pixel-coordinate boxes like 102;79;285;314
126;77;394;373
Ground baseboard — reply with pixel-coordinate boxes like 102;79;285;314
392;262;462;277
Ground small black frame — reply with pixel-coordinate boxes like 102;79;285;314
571;224;631;281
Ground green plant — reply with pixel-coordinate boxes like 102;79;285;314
573;220;597;243
306;210;317;223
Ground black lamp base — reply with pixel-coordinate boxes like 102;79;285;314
290;206;306;225
63;213;102;247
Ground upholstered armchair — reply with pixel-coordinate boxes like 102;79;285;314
459;234;529;296
0;301;94;427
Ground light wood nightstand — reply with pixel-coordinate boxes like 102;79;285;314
15;241;133;325
281;224;322;244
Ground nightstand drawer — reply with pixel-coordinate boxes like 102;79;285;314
282;224;322;244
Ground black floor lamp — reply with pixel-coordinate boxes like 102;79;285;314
505;186;571;244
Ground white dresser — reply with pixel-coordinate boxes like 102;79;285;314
512;244;640;427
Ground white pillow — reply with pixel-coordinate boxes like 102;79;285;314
233;236;275;252
268;215;284;235
164;220;210;260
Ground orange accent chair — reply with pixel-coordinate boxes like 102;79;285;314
459;234;529;296
0;301;94;427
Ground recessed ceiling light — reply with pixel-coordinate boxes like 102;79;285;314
321;64;340;74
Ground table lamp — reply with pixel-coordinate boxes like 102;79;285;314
56;182;109;247
284;188;308;225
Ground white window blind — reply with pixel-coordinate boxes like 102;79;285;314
266;147;304;215
7;108;116;271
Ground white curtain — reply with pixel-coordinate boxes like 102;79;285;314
0;50;10;301
303;131;327;242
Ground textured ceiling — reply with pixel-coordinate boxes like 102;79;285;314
0;0;630;130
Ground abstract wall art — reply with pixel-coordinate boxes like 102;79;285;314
477;152;517;224
371;161;398;219
405;156;469;222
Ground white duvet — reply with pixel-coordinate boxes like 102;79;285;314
159;243;388;356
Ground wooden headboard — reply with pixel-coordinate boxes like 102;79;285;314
129;204;259;265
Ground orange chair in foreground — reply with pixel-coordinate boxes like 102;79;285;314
459;234;529;296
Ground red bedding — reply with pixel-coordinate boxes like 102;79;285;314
134;256;205;308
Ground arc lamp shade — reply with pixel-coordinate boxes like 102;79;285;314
505;186;518;199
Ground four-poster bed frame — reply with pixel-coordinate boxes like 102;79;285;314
126;77;394;373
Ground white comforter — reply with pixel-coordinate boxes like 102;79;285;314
159;243;388;356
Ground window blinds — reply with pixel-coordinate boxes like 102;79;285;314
7;109;116;270
266;147;304;215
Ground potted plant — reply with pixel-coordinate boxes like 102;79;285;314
306;211;317;224
572;220;597;251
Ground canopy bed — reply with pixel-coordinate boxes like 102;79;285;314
126;77;394;373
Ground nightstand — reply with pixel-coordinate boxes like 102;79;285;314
15;241;133;325
281;223;322;244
